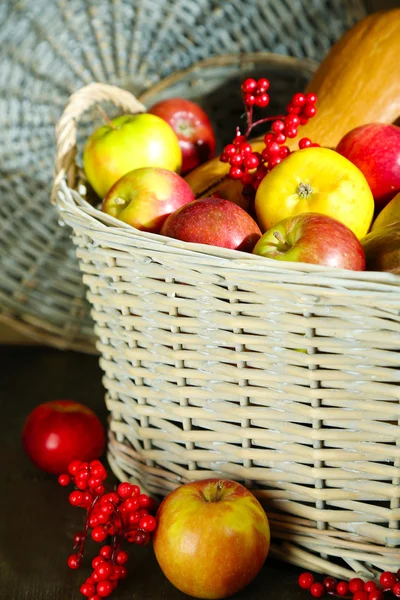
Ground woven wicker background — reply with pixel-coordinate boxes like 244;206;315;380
0;0;367;351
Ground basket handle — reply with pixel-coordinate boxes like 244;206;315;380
52;82;146;203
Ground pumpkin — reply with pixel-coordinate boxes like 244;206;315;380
186;9;400;198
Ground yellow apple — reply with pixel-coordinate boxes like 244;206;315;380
83;113;182;198
255;147;374;239
371;191;400;231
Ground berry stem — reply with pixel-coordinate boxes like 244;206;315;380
245;115;286;137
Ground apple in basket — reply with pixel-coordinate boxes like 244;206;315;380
254;147;374;239
153;479;270;599
253;212;366;270
102;167;195;232
83;113;182;198
336;123;400;213
160;196;261;252
148;97;216;174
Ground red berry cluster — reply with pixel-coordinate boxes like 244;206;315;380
59;459;157;599
220;78;319;194
298;570;400;599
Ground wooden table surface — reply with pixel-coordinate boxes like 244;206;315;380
1;345;316;600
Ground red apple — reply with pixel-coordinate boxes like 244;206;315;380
22;400;105;474
253;212;366;270
160;197;261;252
153;479;270;599
102;167;195;232
148;98;216;175
336;123;400;212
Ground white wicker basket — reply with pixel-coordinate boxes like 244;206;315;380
53;52;400;580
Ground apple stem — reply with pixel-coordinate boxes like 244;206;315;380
297;182;313;198
273;230;290;250
97;106;116;130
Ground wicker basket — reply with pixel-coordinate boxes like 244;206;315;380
53;52;400;579
0;0;367;350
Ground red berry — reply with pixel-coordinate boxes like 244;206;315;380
305;92;317;104
116;550;129;565
94;485;105;496
118;566;127;579
92;526;107;543
128;511;141;526
353;592;369;600
96;563;113;581
69;491;84;507
90;462;107;480
82;492;94;507
380;571;397;590
80;583;96;597
88;596;101;600
392;583;400;598
256;93;269;108
239;142;252;155
244;93;256;106
99;545;112;558
268;156;282;168
298;572;314;589
131;485;140;497
96;580;113;598
256;78;270;92
369;591;384;600
223;144;236;157
88;477;101;489
264;133;275;145
287;104;301;114
67;554;80;569
284;126;298;139
266;141;280;155
336;582;349;596
323;577;337;592
92;556;105;569
244;154;259;169
299;137;312;149
349;578;365;593
233;134;246;146
299;116;309;125
229;153;243;167
68;460;82;475
364;581;376;593
271;120;285;133
279;146;290;158
139;515;157;532
58;473;71;486
291;92;306;106
275;133;286;145
229;166;243;180
303;105;316;118
242;78;257;93
310;582;325;598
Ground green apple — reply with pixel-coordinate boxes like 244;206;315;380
83;113;182;198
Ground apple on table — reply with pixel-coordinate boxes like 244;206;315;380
83;113;182;198
148;97;216;175
153;478;270;599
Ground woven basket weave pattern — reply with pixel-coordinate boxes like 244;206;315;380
0;0;367;349
54;53;400;578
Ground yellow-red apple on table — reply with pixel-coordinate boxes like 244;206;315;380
160;197;261;252
253;213;366;270
83;113;182;198
149;97;216;175
336;123;400;212
371;191;400;231
102;167;195;232
255;147;374;239
153;479;270;599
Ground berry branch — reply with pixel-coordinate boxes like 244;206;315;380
58;459;157;599
220;78;319;195
298;570;400;600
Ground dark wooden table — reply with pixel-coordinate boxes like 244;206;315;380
1;345;312;600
